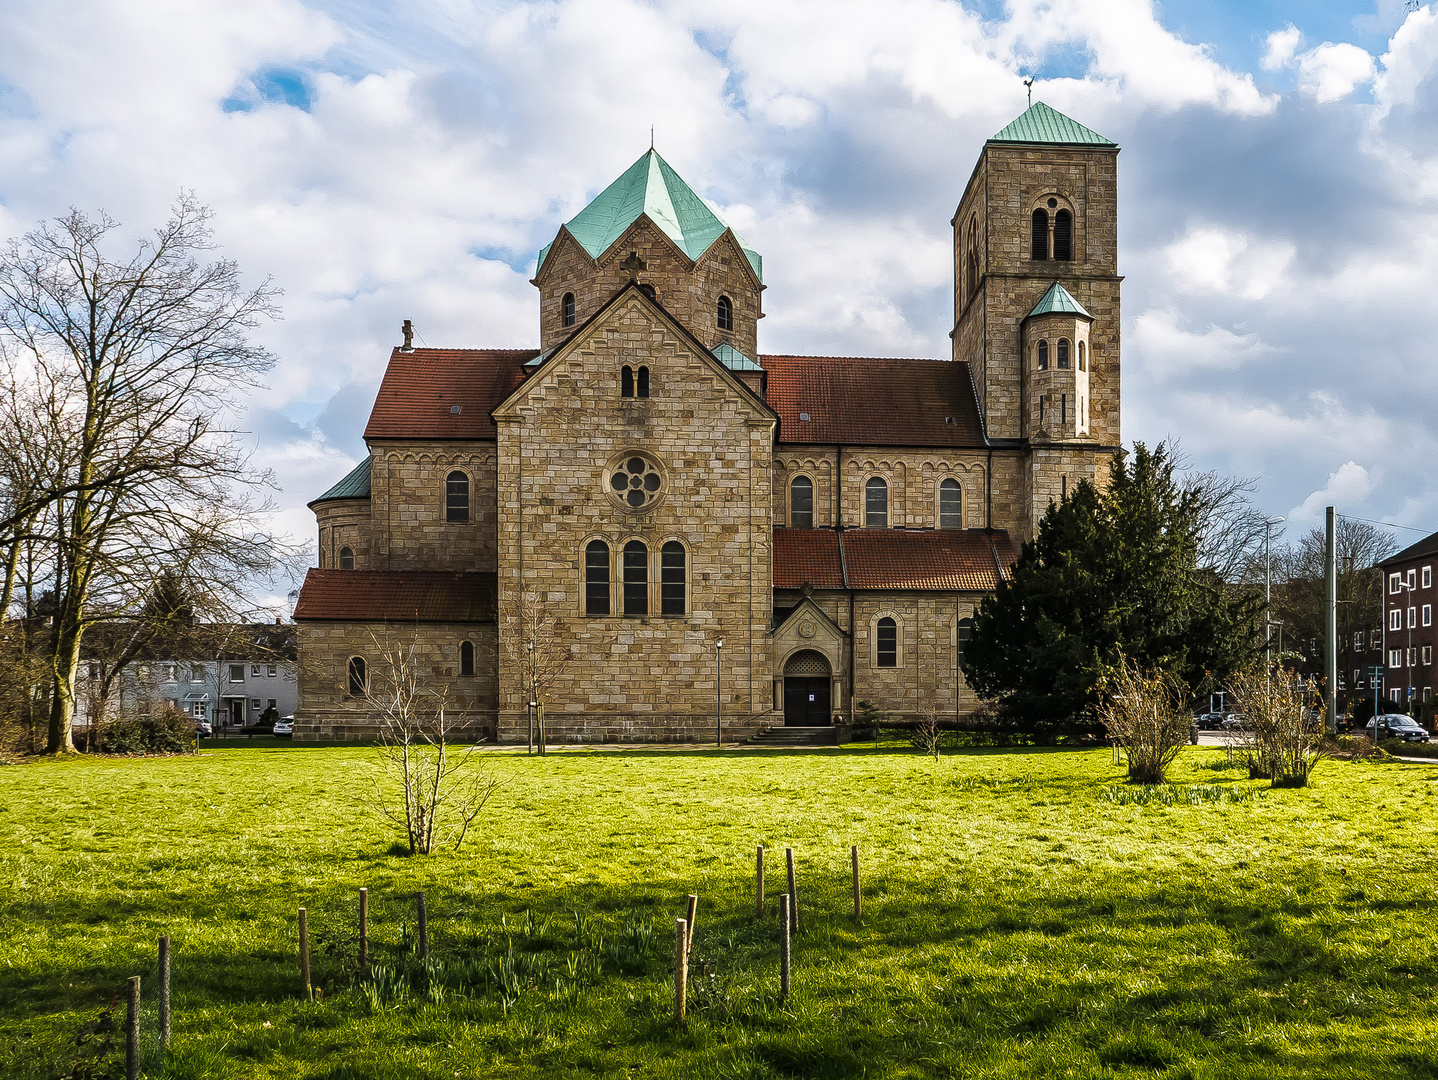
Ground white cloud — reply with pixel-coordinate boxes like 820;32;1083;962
1297;42;1377;103
1288;462;1376;527
1375;2;1438;113
1131;310;1277;379
1262;25;1302;71
1163;227;1295;301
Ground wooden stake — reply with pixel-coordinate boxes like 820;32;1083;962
779;894;791;1003
125;976;140;1080
785;847;800;933
674;917;688;1024
851;845;861;918
416;891;429;963
158;935;171;1045
685;894;698;954
1112;741;1120;765
298;907;311;1000
358;888;369;973
756;845;765;918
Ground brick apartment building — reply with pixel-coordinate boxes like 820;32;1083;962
1378;530;1438;710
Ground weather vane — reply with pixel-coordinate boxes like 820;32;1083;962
1024;77;1035;106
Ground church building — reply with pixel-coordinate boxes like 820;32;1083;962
291;102;1123;742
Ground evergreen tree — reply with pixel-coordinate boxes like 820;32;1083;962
963;443;1262;738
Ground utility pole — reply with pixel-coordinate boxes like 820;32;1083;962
1325;506;1338;734
1265;515;1285;675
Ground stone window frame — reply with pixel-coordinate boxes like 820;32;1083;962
562;291;576;327
659;537;690;618
966;213;980;300
621;538;650;617
603;449;667;514
459;640;476;678
578;533;690;618
717;295;734;332
347;655;367;698
1029;193;1076;262
620;364;652;400
936;477;963;530
1057;338;1070;369
1036;340;1048;370
871;611;902;669
581;536;612;617
864;474;889;529
789;472;816;528
445;468;471;524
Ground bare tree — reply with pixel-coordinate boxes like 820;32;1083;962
364;629;498;856
908;709;945;761
507;588;574;756
1179;463;1272;583
1098;662;1191;784
0;197;293;752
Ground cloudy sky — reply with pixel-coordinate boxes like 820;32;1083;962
2;0;1435;603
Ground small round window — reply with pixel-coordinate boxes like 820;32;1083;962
606;452;666;511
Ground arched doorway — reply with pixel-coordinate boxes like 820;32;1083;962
784;650;832;726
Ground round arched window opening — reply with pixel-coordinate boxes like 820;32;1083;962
605;451;667;511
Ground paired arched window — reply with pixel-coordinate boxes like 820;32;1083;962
1054;210;1073;261
446;471;469;523
623;541;648;616
939;479;962;530
717;296;733;332
877;618;897;667
562;292;576;327
1078;341;1086;371
790;476;814;528
661;541;686;616
621;366;650;399
585;540;610;616
347;656;367;697
339;546;354;570
460;640;475;677
1031;209;1048;261
1057;339;1070;369
1037;341;1048;370
865;477;888;528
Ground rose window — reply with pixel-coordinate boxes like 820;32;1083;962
608;454;664;510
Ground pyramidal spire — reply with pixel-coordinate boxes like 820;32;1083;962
990;101;1115;147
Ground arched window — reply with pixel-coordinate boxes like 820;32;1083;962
623;540;648;617
1037;341;1048;370
1054;210;1073;261
877;618;897;667
956;616;974;670
637;366;650;398
1031;209;1048;261
661;541;686;616
639;283;657;301
446;471;469;523
790;476;814;528
585;540;610;616
562;292;576;327
347;656;367;697
1057;339;1070;369
865;477;888;528
460;640;475;677
717;296;733;332
1078;341;1086;371
339;546;354;570
939;479;962;530
966;216;979;299
621;366;634;398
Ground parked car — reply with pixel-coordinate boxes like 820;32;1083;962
1365;714;1431;743
1221;713;1251;731
194;720;212;738
272;717;294;737
1194;712;1228;731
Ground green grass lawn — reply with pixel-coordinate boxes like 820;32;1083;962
3;741;1438;1079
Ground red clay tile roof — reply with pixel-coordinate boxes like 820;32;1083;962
774;528;1017;591
293;569;497;622
761;356;985;446
774;529;845;589
363;349;537;441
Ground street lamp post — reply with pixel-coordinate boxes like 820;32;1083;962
715;639;723;749
1265;515;1285;675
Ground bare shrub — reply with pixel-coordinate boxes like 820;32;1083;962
1226;663;1322;787
908;711;945;761
1098;664;1191;785
364;630;498;855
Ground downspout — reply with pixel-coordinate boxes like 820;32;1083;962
840;529;854;723
986;448;993;531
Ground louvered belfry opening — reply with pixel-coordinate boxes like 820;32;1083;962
1053;209;1073;261
1031;209;1049;260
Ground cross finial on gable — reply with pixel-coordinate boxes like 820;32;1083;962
620;250;647;282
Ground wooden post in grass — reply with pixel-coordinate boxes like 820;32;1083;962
756;846;765;917
416;892;429;963
298;907;311;1000
778;895;791;1003
158;935;171;1045
851;845;861;918
785;847;800;932
1111;740;1120;765
685;894;698;954
674;918;688;1024
125;976;140;1080
358;888;369;973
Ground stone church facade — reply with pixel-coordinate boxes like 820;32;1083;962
292;102;1123;742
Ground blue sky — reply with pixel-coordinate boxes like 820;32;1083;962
0;0;1434;606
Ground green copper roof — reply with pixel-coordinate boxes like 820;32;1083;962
1027;282;1093;319
713;342;762;371
990;101;1115;147
310;455;372;505
537;149;762;281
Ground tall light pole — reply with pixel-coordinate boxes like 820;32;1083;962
715;639;723;749
1265;515;1285;672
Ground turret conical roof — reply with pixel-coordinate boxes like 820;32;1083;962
1026;282;1093;320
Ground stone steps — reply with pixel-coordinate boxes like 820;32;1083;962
747;726;836;748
